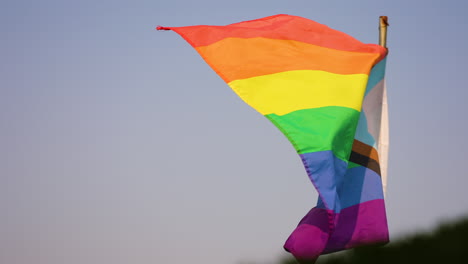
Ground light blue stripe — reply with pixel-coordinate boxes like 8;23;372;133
364;57;387;96
354;111;376;147
354;58;387;147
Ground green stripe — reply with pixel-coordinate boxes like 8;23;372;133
265;106;360;162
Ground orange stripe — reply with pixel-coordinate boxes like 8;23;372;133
166;14;386;59
352;140;380;163
196;37;380;82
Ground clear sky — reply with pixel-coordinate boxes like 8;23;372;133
2;0;468;263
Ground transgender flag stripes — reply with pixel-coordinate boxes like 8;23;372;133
158;14;389;261
284;58;390;259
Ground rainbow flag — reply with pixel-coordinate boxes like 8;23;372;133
158;14;389;261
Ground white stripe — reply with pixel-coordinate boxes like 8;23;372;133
378;82;389;197
362;79;385;146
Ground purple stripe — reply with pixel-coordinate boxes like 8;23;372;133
285;199;389;259
344;199;389;249
297;207;333;233
324;199;389;254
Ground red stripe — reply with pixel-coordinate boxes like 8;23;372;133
162;14;386;60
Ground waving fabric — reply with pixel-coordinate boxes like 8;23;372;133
158;14;389;261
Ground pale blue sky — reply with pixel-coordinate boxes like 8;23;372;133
2;0;468;263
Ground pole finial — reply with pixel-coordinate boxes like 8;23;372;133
379;16;389;48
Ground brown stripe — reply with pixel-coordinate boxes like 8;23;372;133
351;139;380;163
349;151;381;176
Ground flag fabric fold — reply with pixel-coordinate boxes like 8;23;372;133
158;14;389;261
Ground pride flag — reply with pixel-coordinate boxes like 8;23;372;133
158;14;389;261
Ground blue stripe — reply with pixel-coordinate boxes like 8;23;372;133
339;166;384;209
300;151;348;213
318;166;384;213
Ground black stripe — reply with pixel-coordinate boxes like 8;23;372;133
349;151;381;176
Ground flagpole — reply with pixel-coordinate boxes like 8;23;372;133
378;16;389;196
379;16;389;48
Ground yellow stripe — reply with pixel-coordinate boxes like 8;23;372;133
228;70;369;116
